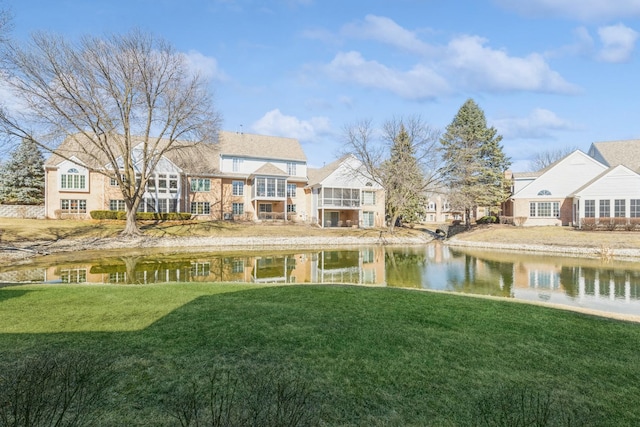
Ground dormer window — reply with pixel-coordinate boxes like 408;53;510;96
537;190;551;196
60;167;86;190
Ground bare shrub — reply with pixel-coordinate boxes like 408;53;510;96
164;367;319;427
0;350;113;427
627;218;640;231
513;216;527;227
581;218;596;231
474;384;597;426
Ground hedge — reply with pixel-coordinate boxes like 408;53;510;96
90;211;192;221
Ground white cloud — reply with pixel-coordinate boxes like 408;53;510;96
251;109;331;141
493;108;576;139
324;51;450;100
341;15;434;55
445;35;580;94
184;50;228;81
493;0;640;21
597;24;639;62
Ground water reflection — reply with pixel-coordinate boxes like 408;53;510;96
1;244;639;317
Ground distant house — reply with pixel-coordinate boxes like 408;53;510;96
306;155;385;228
43;131;384;228
503;139;640;227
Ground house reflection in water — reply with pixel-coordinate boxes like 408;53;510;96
29;247;386;286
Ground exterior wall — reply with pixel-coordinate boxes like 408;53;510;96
45;166;106;219
220;156;307;179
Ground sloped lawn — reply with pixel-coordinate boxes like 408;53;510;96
1;284;639;426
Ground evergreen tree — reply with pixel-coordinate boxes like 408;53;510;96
439;99;511;225
382;124;428;229
0;137;45;204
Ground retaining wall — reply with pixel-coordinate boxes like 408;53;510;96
0;204;46;219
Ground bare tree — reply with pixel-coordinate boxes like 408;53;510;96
528;146;578;171
341;115;441;231
0;29;221;236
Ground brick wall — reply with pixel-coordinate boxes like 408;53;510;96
0;204;46;219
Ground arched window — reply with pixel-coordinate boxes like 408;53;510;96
537;189;551;196
60;167;86;190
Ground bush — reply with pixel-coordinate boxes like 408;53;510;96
90;211;192;221
477;215;499;224
164;367;319;427
581;217;597;231
0;350;113;427
473;384;597;426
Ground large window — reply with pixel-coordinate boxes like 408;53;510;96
191;202;210;215
322;188;360;207
232;202;244;215
232;180;244;196
287;183;296;198
585;200;595;218
362;191;376;205
631;199;640;218
599;200;610;217
254;177;285;198
191;178;211;192
61;199;86;213
60;168;86;190
529;201;559;217
615;199;626;217
109;199;126;211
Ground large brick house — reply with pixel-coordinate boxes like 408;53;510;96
44;131;385;227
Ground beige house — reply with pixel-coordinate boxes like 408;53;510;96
44;131;386;227
306;155;386;228
503;139;640;227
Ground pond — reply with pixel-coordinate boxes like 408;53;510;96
1;243;639;319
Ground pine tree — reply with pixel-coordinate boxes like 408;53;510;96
0;138;45;204
383;124;427;229
440;99;511;225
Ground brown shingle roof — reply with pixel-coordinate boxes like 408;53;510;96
218;131;306;162
307;155;349;186
589;139;640;172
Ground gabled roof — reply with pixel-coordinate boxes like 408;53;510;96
44;133;220;175
307;155;348;186
251;162;288;177
218;131;306;162
570;164;640;197
589;139;640;172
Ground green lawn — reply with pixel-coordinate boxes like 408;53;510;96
1;283;639;426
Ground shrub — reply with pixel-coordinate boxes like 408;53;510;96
627;218;640;231
90;211;192;221
513;216;527;227
581;217;596;231
477;215;498;224
0;350;113;427
164;367;319;427
473;384;597;426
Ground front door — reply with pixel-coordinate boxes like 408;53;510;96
329;211;339;227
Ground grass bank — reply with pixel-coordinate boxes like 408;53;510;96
451;224;640;249
1;283;639;426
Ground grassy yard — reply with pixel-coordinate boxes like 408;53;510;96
453;224;640;249
1;283;639;426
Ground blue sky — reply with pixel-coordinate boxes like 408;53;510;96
6;0;640;170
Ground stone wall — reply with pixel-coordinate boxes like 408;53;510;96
0;204;46;219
